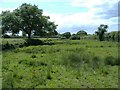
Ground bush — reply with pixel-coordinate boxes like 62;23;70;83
2;42;15;50
3;34;11;38
59;36;66;40
114;57;120;65
69;35;80;40
61;50;92;68
24;39;44;46
19;43;24;48
61;52;83;67
104;56;115;66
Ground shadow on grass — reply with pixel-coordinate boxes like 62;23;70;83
2;39;55;51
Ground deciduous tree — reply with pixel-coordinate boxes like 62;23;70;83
95;24;108;41
1;3;58;39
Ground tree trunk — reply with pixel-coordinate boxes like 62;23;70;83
28;33;31;39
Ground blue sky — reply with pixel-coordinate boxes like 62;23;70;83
0;0;119;34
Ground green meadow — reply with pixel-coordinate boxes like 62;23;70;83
2;38;119;88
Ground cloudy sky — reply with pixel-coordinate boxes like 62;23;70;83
0;0;119;34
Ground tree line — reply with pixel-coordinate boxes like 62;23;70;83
0;3;119;42
60;24;120;42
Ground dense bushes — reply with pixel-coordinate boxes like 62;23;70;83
2;42;15;50
104;56;119;66
69;34;80;40
2;34;11;38
24;39;44;46
104;31;120;42
61;49;118;69
2;41;26;50
2;39;44;50
2;39;55;50
84;31;120;42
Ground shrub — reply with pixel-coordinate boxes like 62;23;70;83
114;57;120;65
104;56;115;66
61;52;92;68
19;43;24;48
24;39;44;46
60;36;66;40
69;35;80;40
2;42;15;50
3;34;11;38
61;52;83;67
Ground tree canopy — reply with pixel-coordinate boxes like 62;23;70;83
1;3;58;38
62;32;71;39
76;30;87;36
95;24;108;41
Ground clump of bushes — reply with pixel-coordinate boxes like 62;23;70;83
69;35;80;40
2;34;11;38
24;39;55;46
2;42;25;50
2;42;15;50
104;56;119;66
61;49;92;68
24;39;44;46
58;36;66;40
61;49;119;69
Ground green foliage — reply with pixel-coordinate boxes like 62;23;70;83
95;24;108;41
70;34;80;40
2;39;118;88
1;11;20;35
105;31;120;42
104;56;114;66
24;39;44;46
31;54;37;58
83;31;119;42
2;34;11;38
104;56;119;66
1;3;58;38
91;56;103;69
61;32;71;39
2;42;15;50
76;30;87;39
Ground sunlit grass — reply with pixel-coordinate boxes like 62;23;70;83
2;38;119;88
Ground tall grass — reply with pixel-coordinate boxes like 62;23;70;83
2;39;119;88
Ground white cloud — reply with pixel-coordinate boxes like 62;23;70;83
70;0;119;19
48;0;118;33
70;0;101;8
0;0;118;34
70;0;119;8
43;10;117;34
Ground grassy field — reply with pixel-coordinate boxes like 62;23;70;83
2;38;119;88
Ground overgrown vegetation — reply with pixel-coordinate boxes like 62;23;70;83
1;3;119;89
2;38;119;88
